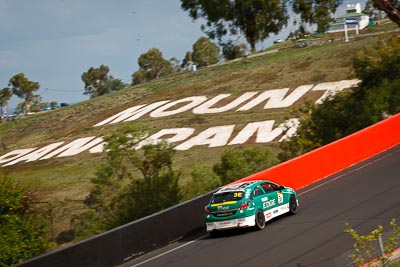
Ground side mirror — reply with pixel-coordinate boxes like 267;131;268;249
278;186;285;191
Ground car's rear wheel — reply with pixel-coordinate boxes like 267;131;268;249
255;209;266;230
289;195;298;215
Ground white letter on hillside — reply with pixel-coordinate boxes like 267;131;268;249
228;118;300;145
278;118;300;141
135;128;195;149
40;137;104;159
93;101;170;127
0;149;37;166
237;85;313;111
313;79;360;104
89;141;106;154
229;120;282;145
193;92;258;114
3;142;65;166
150;96;208;117
175;125;235;150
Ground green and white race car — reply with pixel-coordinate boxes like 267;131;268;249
204;180;299;233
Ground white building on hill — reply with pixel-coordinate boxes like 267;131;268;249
327;3;370;33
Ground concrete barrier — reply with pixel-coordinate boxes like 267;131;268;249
13;192;214;267
14;113;400;267
234;113;400;190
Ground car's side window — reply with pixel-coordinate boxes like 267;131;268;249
252;187;264;197
261;182;276;193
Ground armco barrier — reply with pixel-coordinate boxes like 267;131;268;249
14;113;400;267
234;113;400;190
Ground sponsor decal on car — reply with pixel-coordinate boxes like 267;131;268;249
280;204;289;211
245;189;251;199
215;211;235;217
277;192;283;204
263;199;276;209
211;201;237;207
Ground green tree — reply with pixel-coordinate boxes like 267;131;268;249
345;219;400;266
0;87;12;116
221;41;247;60
131;48;173;85
71;209;104;242
28;95;43;112
8;73;40;114
81;65;113;98
170;57;183;73
185;164;221;198
213;146;278;185
192;37;220;67
0;176;49;266
77;125;181;236
181;0;290;51
181;51;194;70
131;69;147;85
100;78;126;95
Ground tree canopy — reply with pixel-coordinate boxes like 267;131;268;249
82;65;124;99
0;88;12;116
221;41;247;60
75;125;181;236
8;73;40;114
0;176;49;266
213;146;278;185
131;48;173;85
192;37;221;67
181;0;290;51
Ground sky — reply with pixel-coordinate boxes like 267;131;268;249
0;0;358;112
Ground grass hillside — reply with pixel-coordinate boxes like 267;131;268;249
0;31;394;246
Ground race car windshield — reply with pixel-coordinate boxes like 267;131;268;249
211;191;244;204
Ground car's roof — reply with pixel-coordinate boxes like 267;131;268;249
214;180;272;195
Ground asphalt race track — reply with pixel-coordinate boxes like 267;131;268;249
121;145;400;267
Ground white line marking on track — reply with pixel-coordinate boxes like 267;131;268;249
129;234;209;267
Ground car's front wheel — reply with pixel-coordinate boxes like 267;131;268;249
288;195;298;215
254;209;266;230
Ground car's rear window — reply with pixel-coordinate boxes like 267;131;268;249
211;191;244;204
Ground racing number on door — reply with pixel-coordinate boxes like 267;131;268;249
277;192;283;204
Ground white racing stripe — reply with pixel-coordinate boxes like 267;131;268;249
129;234;209;267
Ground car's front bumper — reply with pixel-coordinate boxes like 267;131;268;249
205;215;256;232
